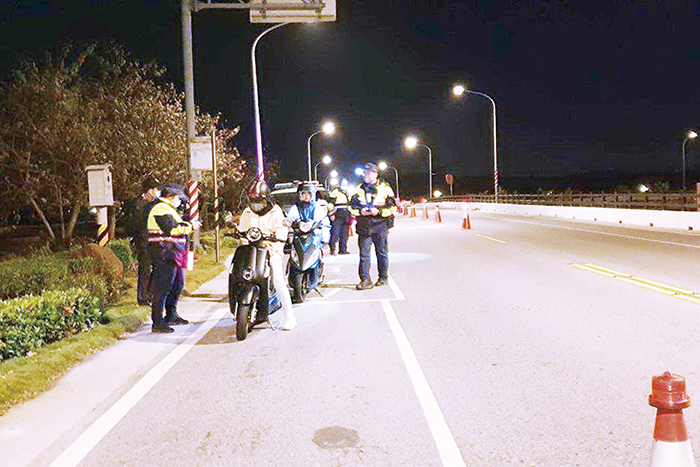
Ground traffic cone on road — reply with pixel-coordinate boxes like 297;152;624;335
434;205;442;223
410;206;416;218
461;205;471;230
649;371;695;467
421;204;429;220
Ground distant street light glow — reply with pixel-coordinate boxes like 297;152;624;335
434;190;442;197
322;121;336;135
330;169;338;178
378;161;388;171
452;84;465;96
638;184;649;193
354;167;364;176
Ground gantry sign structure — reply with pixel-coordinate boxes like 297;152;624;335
181;0;337;180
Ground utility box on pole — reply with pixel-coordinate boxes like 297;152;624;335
86;164;113;247
86;165;114;207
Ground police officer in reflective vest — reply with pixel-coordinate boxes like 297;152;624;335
328;180;351;255
349;162;397;290
146;183;194;333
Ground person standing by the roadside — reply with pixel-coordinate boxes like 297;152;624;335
349;162;397;290
128;177;160;306
146;183;195;333
328;180;351;255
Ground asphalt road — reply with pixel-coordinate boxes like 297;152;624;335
2;207;700;466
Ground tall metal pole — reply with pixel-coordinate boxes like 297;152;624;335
419;143;433;198
181;0;196;180
252;22;289;181
391;167;400;200
212;129;220;263
463;90;498;202
307;130;322;181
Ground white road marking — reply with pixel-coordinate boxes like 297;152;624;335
476;233;507;244
48;307;228;467
381;299;466;467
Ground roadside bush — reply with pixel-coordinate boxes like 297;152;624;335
0;256;67;299
0;288;103;360
108;238;135;269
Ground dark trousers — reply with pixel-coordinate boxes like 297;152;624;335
136;247;152;304
150;258;184;325
358;223;389;281
330;210;350;253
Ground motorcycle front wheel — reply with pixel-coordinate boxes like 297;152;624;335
236;303;253;341
292;272;304;304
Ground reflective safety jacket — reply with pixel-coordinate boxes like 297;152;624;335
349;181;397;233
146;199;193;249
328;187;350;210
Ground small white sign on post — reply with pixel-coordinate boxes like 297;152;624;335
250;0;336;23
190;137;213;171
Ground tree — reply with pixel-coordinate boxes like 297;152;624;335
0;41;245;245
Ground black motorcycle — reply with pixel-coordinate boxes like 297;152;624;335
224;226;284;341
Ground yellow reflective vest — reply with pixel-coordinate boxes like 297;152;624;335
146;199;193;245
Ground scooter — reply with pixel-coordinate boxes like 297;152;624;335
224;226;285;341
287;218;325;303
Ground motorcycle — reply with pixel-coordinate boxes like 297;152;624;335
287;218;326;303
224;226;285;341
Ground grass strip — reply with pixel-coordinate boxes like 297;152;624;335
0;243;234;416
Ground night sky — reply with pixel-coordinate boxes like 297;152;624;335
1;1;699;195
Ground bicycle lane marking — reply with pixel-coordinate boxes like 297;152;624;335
48;307;228;467
381;298;466;467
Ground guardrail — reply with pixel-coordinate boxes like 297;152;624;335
433;192;700;212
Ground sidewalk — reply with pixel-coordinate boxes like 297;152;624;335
0;271;230;467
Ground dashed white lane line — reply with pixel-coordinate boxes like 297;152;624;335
49;307;228;467
476;233;507;244
381;299;466;467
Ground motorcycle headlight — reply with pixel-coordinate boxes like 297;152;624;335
299;221;312;233
246;227;262;242
242;268;254;281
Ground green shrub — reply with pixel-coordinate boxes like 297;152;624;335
108;239;135;269
0;288;103;360
0;256;68;299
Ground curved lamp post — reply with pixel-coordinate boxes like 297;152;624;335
307;121;335;181
682;129;698;190
314;154;332;181
404;135;433;198
252;22;290;180
453;83;499;202
378;161;400;201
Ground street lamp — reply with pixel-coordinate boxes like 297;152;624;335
252;22;290;180
404;135;433;198
452;83;499;202
378;161;400;201
313;154;332;181
307;121;335;181
682;129;698;191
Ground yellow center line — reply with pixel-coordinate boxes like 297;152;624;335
571;262;700;304
476;234;507;244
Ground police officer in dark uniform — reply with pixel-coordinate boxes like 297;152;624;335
146;183;194;333
328;180;351;255
127;177;160;305
349;163;397;290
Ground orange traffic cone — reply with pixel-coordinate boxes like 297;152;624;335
421;204;429;220
461;205;471;230
349;219;355;237
434;205;442;223
410;206;416;218
649;372;695;467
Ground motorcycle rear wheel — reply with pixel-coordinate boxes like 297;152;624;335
236;303;253;341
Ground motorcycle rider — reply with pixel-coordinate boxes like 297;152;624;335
237;179;297;331
285;182;331;298
328;179;352;255
286;182;331;246
349;162;397;290
146;183;194;333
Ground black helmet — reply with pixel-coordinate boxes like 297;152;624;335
247;179;273;214
246;179;270;201
364;162;379;174
160;183;188;203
